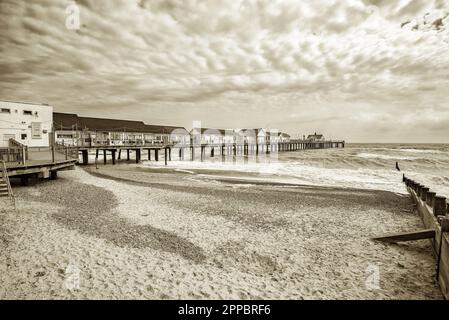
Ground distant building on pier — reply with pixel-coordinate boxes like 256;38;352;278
191;127;290;145
307;132;325;142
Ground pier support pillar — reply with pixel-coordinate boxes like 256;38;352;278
211;147;214;157
127;149;130;161
118;149;121;160
136;149;141;163
201;146;205;161
50;171;58;180
112;150;116;165
82;150;89;165
155;149;159;161
169;148;172;161
165;148;168;166
148;149;151;161
103;150;107;164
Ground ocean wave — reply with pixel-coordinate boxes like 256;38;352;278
397;148;446;154
356;153;417;161
142;160;408;194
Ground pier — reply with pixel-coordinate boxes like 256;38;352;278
73;139;345;166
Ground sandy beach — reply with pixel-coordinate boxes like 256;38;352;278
0;165;442;299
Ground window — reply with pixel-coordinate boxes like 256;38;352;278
1;108;10;113
31;122;42;139
57;134;74;139
23;110;33;115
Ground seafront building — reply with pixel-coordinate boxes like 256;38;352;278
0;100;53;148
53;112;190;147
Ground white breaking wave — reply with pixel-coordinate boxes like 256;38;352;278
142;160;407;195
356;153;417;161
138;144;449;198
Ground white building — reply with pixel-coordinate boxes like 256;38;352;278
0;100;53;148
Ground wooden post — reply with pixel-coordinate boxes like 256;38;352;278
169;148;172;161
426;192;436;206
148;149;151;161
118;149;121;160
165;148;168;166
127;149;130;161
179;148;182;160
421;187;429;201
155;149;159;161
112;150;116;165
136;149;141;163
103;149;107;164
433;196;447;217
417;185;423;197
51;145;55;164
211;147;214;157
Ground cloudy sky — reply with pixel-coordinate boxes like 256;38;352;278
1;0;449;142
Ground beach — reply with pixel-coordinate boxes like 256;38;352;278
0;164;442;299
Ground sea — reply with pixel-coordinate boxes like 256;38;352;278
142;143;449;198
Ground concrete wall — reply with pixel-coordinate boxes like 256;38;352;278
0;101;53;148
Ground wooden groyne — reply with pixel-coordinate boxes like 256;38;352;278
403;175;449;299
75;140;345;166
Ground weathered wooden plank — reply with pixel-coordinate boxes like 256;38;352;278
372;229;435;243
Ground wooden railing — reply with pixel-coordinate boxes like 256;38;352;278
1;160;15;208
0;139;28;164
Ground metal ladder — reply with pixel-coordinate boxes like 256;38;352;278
0;160;15;208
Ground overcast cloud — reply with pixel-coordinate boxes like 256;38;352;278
1;0;448;142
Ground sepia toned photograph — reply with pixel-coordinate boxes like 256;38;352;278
1;0;449;305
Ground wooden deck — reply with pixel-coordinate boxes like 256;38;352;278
4;148;77;183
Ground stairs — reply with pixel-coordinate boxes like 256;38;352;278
0;177;8;198
0;161;15;207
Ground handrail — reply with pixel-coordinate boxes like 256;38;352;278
8;138;28;164
1;160;15;208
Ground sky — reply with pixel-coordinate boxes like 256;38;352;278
1;0;449;142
